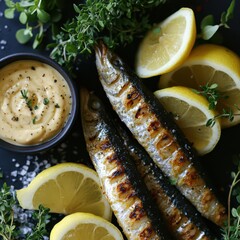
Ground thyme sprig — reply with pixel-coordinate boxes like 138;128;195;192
222;155;240;240
194;83;240;127
26;205;51;240
0;183;50;240
48;0;167;72
0;183;18;240
194;83;224;110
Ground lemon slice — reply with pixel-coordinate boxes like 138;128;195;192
154;86;221;155
16;162;112;221
159;44;240;128
50;212;124;240
135;7;196;78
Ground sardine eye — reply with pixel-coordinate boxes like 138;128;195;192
111;56;122;68
90;99;101;110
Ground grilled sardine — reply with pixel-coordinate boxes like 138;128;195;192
117;122;216;240
80;88;173;240
95;42;227;227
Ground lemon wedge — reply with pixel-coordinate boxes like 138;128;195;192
16;162;112;221
154;86;221;155
136;7;196;78
159;44;240;128
50;212;124;240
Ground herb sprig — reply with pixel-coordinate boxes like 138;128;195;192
4;0;63;48
21;89;32;111
0;183;50;240
48;0;167;72
199;0;235;41
222;155;240;240
0;183;18;240
194;83;240;127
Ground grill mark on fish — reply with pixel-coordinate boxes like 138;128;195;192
80;88;172;240
95;42;227;227
114;120;217;240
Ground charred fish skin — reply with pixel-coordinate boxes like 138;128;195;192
116;122;216;240
95;43;227;227
80;88;173;240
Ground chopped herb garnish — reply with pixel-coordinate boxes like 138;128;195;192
34;105;39;110
43;98;49;105
32;116;37;124
169;177;177;185
21;89;33;111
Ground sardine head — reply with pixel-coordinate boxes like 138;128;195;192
80;88;102;123
95;42;123;85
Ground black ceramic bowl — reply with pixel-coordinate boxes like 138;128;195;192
0;53;79;153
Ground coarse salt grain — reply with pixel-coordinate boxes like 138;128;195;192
5;138;82;239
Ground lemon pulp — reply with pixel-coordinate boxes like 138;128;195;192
16;162;112;221
159;44;240;128
136;7;196;78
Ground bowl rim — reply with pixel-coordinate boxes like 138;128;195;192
0;52;79;153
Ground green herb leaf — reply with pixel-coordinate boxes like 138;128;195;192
199;0;236;41
33;32;43;49
4;0;64;49
19;11;28;24
37;9;50;23
222;155;240;239
4;8;15;19
49;0;168;73
18;1;35;8
200;15;214;30
43;98;49;105
0;183;51;239
16;28;32;44
4;0;15;8
221;0;235;25
32;116;37;124
201;25;219;40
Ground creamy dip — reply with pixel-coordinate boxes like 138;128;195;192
0;60;72;145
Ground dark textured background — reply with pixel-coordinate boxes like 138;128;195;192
0;0;240;238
